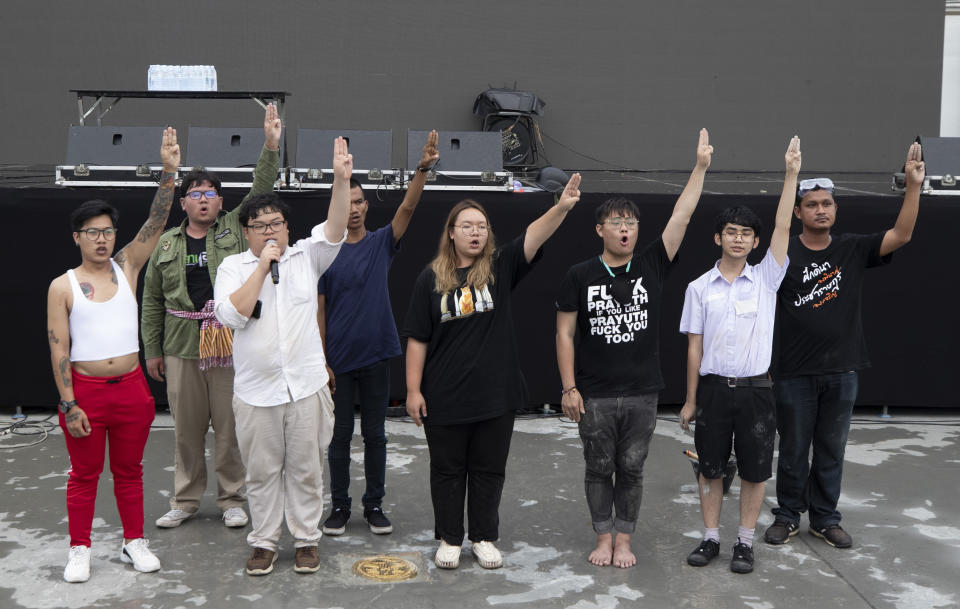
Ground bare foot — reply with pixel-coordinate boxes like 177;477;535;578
588;533;613;566
613;533;636;568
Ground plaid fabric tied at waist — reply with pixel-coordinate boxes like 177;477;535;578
166;300;233;370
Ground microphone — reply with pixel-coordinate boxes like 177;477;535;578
266;239;279;284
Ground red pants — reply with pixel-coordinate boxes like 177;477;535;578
60;366;154;547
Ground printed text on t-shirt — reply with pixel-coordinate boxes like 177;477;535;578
586;278;649;344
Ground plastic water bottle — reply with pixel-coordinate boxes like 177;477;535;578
210;65;217;91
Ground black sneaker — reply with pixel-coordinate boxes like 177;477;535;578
730;542;754;574
364;506;393;535
322;506;350;536
810;525;852;548
686;539;720;567
764;520;800;545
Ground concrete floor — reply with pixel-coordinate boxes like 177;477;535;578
1;410;958;609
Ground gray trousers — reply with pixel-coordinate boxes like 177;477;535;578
578;393;658;534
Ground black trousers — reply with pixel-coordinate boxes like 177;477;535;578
423;411;515;545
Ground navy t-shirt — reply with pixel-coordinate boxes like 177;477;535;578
318;225;402;373
401;233;540;426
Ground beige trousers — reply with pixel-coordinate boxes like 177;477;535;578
165;355;245;512
233;387;335;551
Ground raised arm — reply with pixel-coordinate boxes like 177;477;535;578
47;278;90;437
556;310;584;422
392;130;439;243
879;142;923;257
326;137;352;242
114;127;179;278
523;173;582;262
662;128;713;261
771;136;801;265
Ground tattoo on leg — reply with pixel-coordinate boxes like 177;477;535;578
58;356;72;387
48;329;59;344
79;282;94;300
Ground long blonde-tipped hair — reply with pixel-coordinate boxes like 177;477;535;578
431;200;497;294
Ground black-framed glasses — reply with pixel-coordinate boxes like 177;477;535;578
605;217;639;229
454;223;489;235
186;190;219;200
78;227;118;240
247;219;286;234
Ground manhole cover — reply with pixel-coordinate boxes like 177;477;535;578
352;555;419;582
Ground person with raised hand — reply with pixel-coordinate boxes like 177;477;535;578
679;135;798;574
213;136;350;576
555;129;712;569
48;126;180;583
403;173;582;571
143;102;282;532
763;140;924;550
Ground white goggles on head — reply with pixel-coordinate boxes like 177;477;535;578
798;177;835;198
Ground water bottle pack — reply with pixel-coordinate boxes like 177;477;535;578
147;65;218;91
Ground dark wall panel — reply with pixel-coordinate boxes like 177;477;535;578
0;1;944;172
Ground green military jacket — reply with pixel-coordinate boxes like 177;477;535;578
141;146;280;360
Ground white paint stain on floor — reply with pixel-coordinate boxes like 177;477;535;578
903;507;936;521
913;524;960;542
486;542;594;605
844;424;960;466
740;597;774;609
881;582;956;609
565;584;644;609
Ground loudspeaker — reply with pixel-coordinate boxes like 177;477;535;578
407;130;502;172
918;136;960;178
296;129;392;170
186;127;279;168
65;126;166;165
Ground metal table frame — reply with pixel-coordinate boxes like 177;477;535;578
70;90;290;126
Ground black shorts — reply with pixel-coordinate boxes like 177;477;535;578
693;380;776;483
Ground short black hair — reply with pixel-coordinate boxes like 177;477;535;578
71;200;119;232
349;177;364;194
239;193;290;226
794;185;835;208
714;205;762;235
179;170;222;200
594;197;640;225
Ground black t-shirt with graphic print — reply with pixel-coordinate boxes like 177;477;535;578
402;233;540;426
555;238;675;399
773;232;891;378
185;234;213;311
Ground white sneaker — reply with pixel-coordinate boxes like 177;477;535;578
120;538;161;573
222;507;249;528
155;509;194;528
434;540;461;569
471;540;503;569
64;545;91;583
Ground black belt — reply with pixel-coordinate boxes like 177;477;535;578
703;373;772;388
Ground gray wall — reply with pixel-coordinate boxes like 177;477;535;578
0;0;944;172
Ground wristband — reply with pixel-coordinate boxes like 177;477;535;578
417;165;430;173
561;386;578;397
58;399;77;413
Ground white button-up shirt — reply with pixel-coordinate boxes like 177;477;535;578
679;249;788;378
214;222;345;406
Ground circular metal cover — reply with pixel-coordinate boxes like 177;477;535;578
352;555;419;582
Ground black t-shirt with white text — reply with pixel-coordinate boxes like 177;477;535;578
773;232;890;378
185;234;213;311
555;238;675;398
401;233;540;426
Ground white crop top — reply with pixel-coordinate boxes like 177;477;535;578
67;259;140;362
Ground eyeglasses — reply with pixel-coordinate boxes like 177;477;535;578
186;190;219;200
604;217;639;229
455;223;489;235
797;178;834;198
78;227;118;240
247;219;286;234
723;228;755;239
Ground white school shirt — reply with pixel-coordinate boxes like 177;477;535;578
214;222;346;406
679;249;788;378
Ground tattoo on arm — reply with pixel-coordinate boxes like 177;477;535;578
65;412;80;423
48;329;59;344
137;173;176;244
110;265;118;285
79;282;94;300
58;356;72;387
113;250;126;270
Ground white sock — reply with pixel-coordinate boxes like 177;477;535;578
704;528;719;543
738;525;755;547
